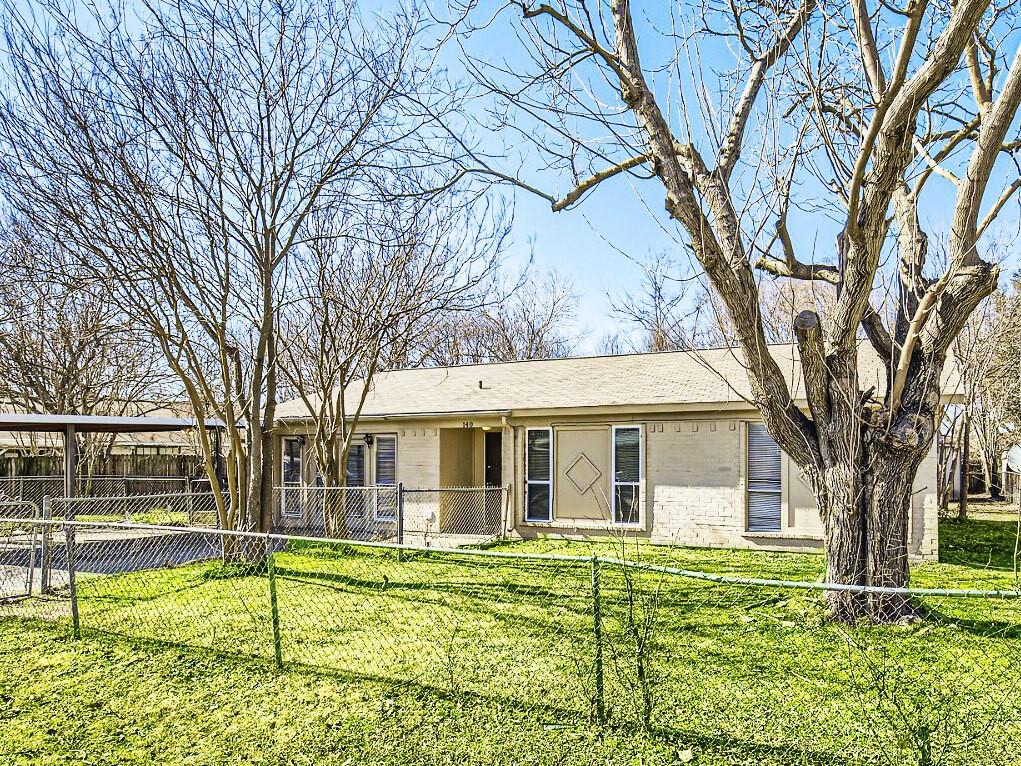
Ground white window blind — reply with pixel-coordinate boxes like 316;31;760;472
373;436;397;520
612;426;641;525
374;437;397;486
525;428;552;522
747;423;782;532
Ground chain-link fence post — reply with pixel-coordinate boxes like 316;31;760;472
66;507;80;639
590;555;605;726
397;482;405;546
40;495;52;594
266;535;283;669
26;500;38;598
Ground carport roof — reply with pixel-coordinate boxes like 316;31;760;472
0;414;225;433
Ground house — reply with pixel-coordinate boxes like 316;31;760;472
275;344;957;559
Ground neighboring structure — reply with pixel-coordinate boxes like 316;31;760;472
0;403;202;460
275;344;958;559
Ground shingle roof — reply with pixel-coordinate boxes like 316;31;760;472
276;344;963;420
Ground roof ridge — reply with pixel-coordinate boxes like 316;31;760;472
378;342;796;375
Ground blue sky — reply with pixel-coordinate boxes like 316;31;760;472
432;1;1021;353
9;0;1019;352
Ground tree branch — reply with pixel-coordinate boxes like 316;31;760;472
794;310;831;425
551;153;650;211
717;0;817;179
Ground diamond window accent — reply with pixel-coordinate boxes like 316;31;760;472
565;453;602;494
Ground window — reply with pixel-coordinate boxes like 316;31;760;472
525;428;553;522
345;443;367;517
747;423;782;532
281;436;304;518
346;444;365;486
282;437;302;486
612;426;641;525
374;435;397;519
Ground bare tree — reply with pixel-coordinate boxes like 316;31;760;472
278;195;506;534
417;269;579;364
954;276;1021;505
609;254;699;352
448;1;1021;621
0;0;438;545
0;220;175;470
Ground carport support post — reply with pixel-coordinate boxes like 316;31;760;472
64;424;80;639
266;537;283;669
590;555;605;726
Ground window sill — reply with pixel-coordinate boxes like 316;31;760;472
520;518;647;532
743;531;823;541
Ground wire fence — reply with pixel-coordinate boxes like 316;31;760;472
272;485;507;544
0;475;192;509
1;493;1021;765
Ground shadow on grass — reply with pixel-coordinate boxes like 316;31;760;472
924;605;1021;640
9;615;871;766
651;724;852;766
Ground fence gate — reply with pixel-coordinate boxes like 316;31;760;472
0;501;40;601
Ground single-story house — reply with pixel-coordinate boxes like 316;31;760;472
275;344;957;559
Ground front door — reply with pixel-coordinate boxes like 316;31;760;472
484;431;502;531
484;431;502;486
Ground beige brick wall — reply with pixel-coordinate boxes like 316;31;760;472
511;417;939;560
911;443;940;560
646;420;748;548
281;413;941;560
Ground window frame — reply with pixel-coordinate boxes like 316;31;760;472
280;436;305;518
281;436;304;486
372;434;398;520
611;424;643;527
345;443;366;487
745;422;783;532
524;427;554;523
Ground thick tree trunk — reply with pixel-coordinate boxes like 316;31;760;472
817;465;867;622
865;444;927;622
793;321;935;623
816;445;927;623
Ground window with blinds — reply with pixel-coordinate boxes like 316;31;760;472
373;435;398;520
525;428;552;522
747;423;782;531
374;436;397;486
346;444;365;486
612;426;641;525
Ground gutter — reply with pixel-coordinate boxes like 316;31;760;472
277;409;514;423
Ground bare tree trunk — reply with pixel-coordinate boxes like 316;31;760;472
865;446;927;621
818;465;867;622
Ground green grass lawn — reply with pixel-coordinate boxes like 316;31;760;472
1;516;1020;766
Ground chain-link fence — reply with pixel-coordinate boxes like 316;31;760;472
0;500;40;599
0;475;191;508
272;485;506;544
2;499;1021;765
